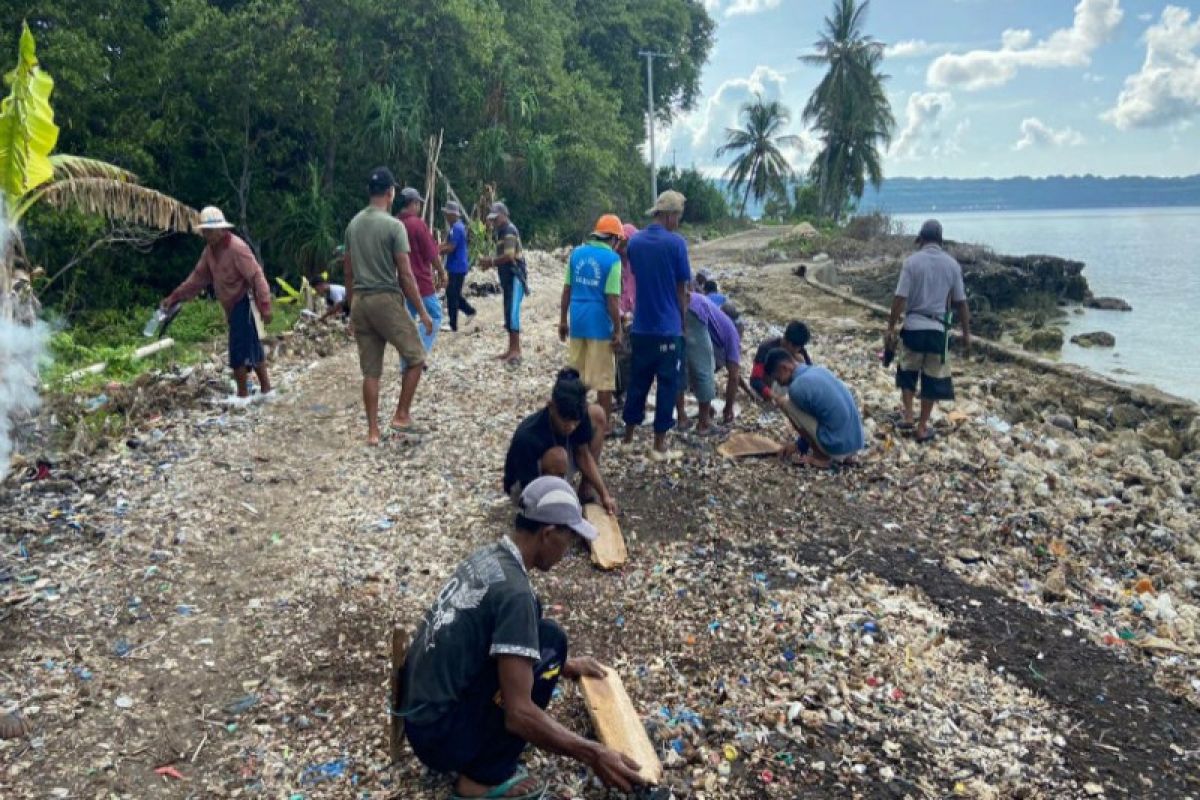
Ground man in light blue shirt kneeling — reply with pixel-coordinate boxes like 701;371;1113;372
764;349;864;468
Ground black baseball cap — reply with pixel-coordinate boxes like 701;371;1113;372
368;167;398;195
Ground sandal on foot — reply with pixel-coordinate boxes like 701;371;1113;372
915;429;937;444
450;767;547;800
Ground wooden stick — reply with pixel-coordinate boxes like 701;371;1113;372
62;338;176;383
580;667;662;785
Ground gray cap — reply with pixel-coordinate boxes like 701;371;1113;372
486;201;509;220
442;200;463;216
399;187;425;205
916;219;943;244
518;476;598;542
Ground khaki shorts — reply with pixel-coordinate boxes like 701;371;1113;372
779;397;821;442
568;338;616;392
897;329;954;401
351;292;425;379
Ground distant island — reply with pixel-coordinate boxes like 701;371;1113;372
857;174;1200;214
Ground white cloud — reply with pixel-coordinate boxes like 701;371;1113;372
1013;117;1087;150
705;0;781;18
1139;12;1154;22
885;40;935;59
1104;6;1200;129
890;92;956;159
927;0;1123;90
657;65;812;177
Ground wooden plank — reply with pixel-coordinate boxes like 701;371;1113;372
580;667;662;785
388;626;409;764
585;504;627;570
717;432;783;459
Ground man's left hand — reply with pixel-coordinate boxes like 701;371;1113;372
558;322;569;342
564;656;607;681
262;311;273;325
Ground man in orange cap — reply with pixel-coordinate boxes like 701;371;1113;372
559;214;625;422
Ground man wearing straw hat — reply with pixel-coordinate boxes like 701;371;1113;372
162;206;274;403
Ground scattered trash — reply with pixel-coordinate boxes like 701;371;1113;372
301;758;350;784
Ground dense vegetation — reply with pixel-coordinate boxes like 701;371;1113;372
3;0;714;324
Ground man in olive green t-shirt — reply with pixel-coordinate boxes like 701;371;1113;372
344;167;434;446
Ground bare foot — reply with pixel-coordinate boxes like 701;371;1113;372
367;430;382;447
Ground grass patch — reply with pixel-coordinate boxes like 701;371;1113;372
42;300;302;393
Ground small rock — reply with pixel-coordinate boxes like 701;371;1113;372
114;695;134;709
1110;403;1144;428
1048;414;1076;432
1022;327;1064;352
957;548;985;564
1084;296;1132;311
1071;331;1116;348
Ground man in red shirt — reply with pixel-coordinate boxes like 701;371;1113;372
163;206;274;402
397;188;448;357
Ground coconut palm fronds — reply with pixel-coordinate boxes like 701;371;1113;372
38;177;199;233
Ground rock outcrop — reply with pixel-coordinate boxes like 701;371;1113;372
1085;296;1133;311
1071;331;1116;347
1021;327;1065;352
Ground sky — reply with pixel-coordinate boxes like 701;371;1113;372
657;0;1200;179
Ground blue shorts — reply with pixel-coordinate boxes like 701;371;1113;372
499;265;525;333
228;295;264;369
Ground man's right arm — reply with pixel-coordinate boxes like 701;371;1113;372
497;656;643;792
163;258;211;307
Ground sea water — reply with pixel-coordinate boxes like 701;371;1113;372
895;207;1200;403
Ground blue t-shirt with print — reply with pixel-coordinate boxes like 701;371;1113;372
446;220;469;274
566;241;622;340
627;224;691;337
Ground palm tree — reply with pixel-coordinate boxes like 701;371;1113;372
800;0;895;221
716;95;803;217
1;23;197;320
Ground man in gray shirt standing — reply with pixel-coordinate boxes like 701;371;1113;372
887;220;971;443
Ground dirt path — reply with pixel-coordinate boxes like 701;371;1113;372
2;232;1197;799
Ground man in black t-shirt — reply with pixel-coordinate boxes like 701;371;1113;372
749;320;812;400
401;477;645;798
503;369;617;516
480;202;528;365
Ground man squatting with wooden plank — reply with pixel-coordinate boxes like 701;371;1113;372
398;476;645;799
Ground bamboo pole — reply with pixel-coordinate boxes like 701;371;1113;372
61;338;176;383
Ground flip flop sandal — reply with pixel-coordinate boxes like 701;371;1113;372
915;429;937;444
450;766;547;800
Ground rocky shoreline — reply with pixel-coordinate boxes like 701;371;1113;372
769;227;1135;355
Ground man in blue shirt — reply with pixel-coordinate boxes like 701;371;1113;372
439;201;476;331
559;214;624;421
764;349;864;468
621;190;691;461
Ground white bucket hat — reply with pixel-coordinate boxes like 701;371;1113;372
198;206;235;230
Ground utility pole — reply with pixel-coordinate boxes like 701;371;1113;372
639;50;668;203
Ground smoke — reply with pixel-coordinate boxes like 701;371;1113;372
0;206;50;483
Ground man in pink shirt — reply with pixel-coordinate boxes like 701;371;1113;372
397;188;447;357
163;206;274;401
613;223;638;413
